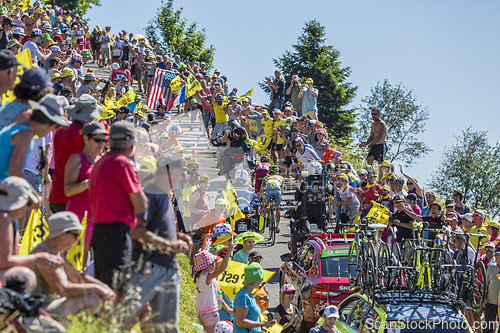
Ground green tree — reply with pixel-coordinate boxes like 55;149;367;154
356;80;431;165
429;128;500;218
44;0;100;16
260;19;357;142
145;0;215;66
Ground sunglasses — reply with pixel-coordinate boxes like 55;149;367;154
285;291;296;295
67;231;80;237
91;138;108;143
251;257;262;262
407;183;413;186
371;113;378;115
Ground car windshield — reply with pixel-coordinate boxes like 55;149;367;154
320;256;356;277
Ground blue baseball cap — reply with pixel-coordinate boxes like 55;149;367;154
19;67;52;92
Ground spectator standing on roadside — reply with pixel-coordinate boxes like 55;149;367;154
298;78;318;120
130;153;192;333
483;248;500;333
285;75;303;116
89;121;147;302
265;70;285;113
358;107;387;167
470;209;488;249
309;305;340;333
0;50;20;101
50;95;102;213
275;284;299;333
453;189;471;216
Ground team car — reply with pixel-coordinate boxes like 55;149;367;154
279;233;356;331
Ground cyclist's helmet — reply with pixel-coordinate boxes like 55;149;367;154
260;156;270;163
235;169;249;183
308;160;322;176
121;60;129;68
270;165;279;174
228;119;241;130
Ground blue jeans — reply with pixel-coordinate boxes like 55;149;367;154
268;98;284;113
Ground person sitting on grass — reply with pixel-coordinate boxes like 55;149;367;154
30;211;116;321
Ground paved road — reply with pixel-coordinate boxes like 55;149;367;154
89;62;298;308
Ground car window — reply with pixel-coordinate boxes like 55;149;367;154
320;256;356;277
347;299;371;331
339;297;360;322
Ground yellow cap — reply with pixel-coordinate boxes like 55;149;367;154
337;174;348;181
61;68;74;78
139;156;158;173
137;111;145;118
486;220;499;229
175;145;186;152
160;132;168;138
188;158;199;165
381;185;391;191
198;174;210;182
51;73;61;80
380;160;391;168
141;105;148;110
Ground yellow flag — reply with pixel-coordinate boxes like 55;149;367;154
67;212;87;271
169;75;183;94
185;72;202;98
22;0;30;12
1;49;33;105
218;260;274;300
117;89;136;107
105;97;118;110
237;88;254;102
366;201;390;225
261;314;284;332
223;179;246;231
250;137;273;155
18;209;49;255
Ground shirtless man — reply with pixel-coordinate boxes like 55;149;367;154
359;107;387;166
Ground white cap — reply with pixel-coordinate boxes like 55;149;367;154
323;305;339;318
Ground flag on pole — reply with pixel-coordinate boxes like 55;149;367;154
67;212;87;271
185;72;202;98
169;75;184;94
168;85;185;110
147;69;177;109
18;209;49;255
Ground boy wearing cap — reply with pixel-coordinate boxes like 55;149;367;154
22;28;51;66
310;305;340;333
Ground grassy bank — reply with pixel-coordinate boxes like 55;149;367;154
178;253;202;333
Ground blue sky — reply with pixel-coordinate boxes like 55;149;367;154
87;0;500;189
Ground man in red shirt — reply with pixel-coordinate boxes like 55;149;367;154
320;140;338;163
359;170;380;214
252;156;271;193
89;121;148;301
49;95;102;213
110;60;132;83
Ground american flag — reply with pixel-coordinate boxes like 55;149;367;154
147;69;177;110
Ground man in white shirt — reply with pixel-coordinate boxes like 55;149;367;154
294;137;320;170
22;28;51;66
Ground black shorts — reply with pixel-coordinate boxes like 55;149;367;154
92;222;132;291
367;144;387;162
275;143;284;152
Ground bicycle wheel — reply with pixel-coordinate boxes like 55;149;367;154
435;250;458;295
455;249;466;300
378;243;391;289
402;245;417;292
348;241;359;286
472;261;487;311
268;204;276;246
363;258;376;302
391;242;402;265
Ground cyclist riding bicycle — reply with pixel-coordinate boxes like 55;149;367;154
260;165;284;233
252;155;271;194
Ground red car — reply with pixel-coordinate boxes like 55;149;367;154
279;233;356;332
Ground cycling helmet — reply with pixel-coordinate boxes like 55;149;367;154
228;119;241;130
270;165;279;174
308;160;322;176
121;60;129;67
235;169;249;183
260;156;270;163
110;62;119;70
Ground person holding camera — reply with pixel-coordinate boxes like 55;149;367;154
265;70;285;113
285;75;303;116
298;78;319;120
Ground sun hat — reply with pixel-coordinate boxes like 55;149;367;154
337;174;348;181
174;145;186;152
214;320;233;333
381;184;391;191
393;178;405;188
243;263;266;285
82;122;108;136
139;156;158;173
486;220;499;229
28;93;68;127
193;250;221;272
40;33;52;41
187;158;200;165
31;28;42;36
380;160;391;168
109;120;137;141
7;39;21;49
51;73;60;80
198;174;210;182
68;95;103;122
460;213;473;223
305;78;313;84
84;72;96;81
392;194;405;203
12;27;25;35
0;177;38;211
235;231;264;245
281;283;297;293
46;211;84;239
60;67;75;78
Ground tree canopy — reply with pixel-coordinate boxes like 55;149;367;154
260;19;357;142
44;0;100;16
429;128;500;218
145;0;215;67
356;80;431;166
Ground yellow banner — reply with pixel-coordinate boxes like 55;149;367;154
18;209;49;255
1;49;33;105
22;0;30;12
366;201;390;225
250;137;273;154
218;260;274;300
169;75;183;95
185;72;202;98
66;213;87;271
222;179;246;231
104;97;118;110
238;88;254;102
117;89;136;107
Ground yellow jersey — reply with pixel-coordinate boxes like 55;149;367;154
214;102;229;123
261;118;274;137
274;119;286;144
